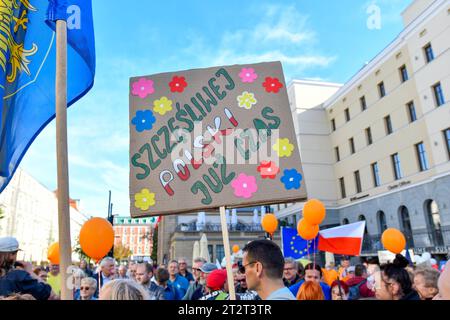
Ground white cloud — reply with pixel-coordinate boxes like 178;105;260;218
179;3;335;80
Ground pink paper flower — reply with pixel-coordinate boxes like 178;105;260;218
239;68;258;83
231;173;258;199
131;78;155;98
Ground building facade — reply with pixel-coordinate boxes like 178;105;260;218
276;0;450;257
157;207;281;266
113;216;157;262
0;168;90;263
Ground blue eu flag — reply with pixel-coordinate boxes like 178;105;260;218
0;0;95;192
281;227;318;259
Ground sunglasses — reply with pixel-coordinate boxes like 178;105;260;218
80;287;91;291
238;261;256;274
192;268;201;272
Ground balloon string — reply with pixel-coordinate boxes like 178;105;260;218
313;237;316;271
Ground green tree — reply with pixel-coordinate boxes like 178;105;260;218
113;243;132;262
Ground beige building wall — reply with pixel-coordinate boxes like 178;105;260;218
276;0;450;253
0;168;90;263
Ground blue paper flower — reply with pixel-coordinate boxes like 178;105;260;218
132;110;156;132
280;169;302;190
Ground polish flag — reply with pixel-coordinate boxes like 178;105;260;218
318;221;366;256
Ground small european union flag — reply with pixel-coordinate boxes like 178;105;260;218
0;0;95;192
281;227;318;259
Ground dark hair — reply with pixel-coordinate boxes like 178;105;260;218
155;267;170;283
297;263;305;277
355;264;366;277
331;280;349;294
382;262;413;296
367;257;379;265
393;254;409;268
137;262;153;274
242;240;284;280
304;263;322;277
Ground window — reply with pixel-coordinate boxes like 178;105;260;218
339;177;346;199
371;162;381;187
384;115;393;135
349;138;355;154
391;153;403;180
354;170;362;193
378;82;386;98
331;119;336;132
360;96;367;111
407;101;417;122
345;108;350;122
378;211;388;233
335;146;340;162
399;65;408;82
216;245;225;263
444;128;450;160
415;142;429;171
433;82;445;107
208;245;214;261
365;127;373;145
423;43;434;63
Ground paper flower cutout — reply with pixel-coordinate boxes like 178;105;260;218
257;161;280;179
134;188;156;211
231;173;258;199
153;96;173;116
131;110;156;132
131;78;155;98
262;77;283;93
169;76;188;93
239;68;258;83
237;91;257;110
280;169;303;190
273;138;294;158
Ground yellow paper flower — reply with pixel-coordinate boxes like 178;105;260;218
153;96;173;115
237;91;257;109
134;188;156;211
273;138;294;157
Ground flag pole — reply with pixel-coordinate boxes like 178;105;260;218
55;19;72;300
219;206;236;300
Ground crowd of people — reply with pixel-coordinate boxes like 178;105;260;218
1;236;449;300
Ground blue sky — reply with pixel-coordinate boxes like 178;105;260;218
20;0;411;218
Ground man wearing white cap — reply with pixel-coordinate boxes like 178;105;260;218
0;236;55;300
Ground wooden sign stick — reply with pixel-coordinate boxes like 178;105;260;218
219;206;236;300
55;19;73;301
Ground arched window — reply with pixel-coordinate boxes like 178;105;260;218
398;206;414;248
378;211;387;233
342;218;349;225
424;200;444;246
358;215;368;235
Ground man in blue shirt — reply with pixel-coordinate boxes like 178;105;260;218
289;263;331;300
168;260;189;299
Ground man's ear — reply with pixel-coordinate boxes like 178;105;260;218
256;262;263;278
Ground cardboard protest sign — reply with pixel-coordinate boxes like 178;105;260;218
129;61;307;217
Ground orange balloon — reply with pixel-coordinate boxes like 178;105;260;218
47;242;60;264
303;199;326;225
261;214;278;234
297;219;319;240
382;228;406;254
232;245;240;253
79;218;114;261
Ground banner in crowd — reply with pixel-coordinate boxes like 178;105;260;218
129;61;307;217
281;227;318;259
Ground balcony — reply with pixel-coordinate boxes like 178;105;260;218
175;222;264;233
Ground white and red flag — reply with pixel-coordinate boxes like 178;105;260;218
318;221;366;256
